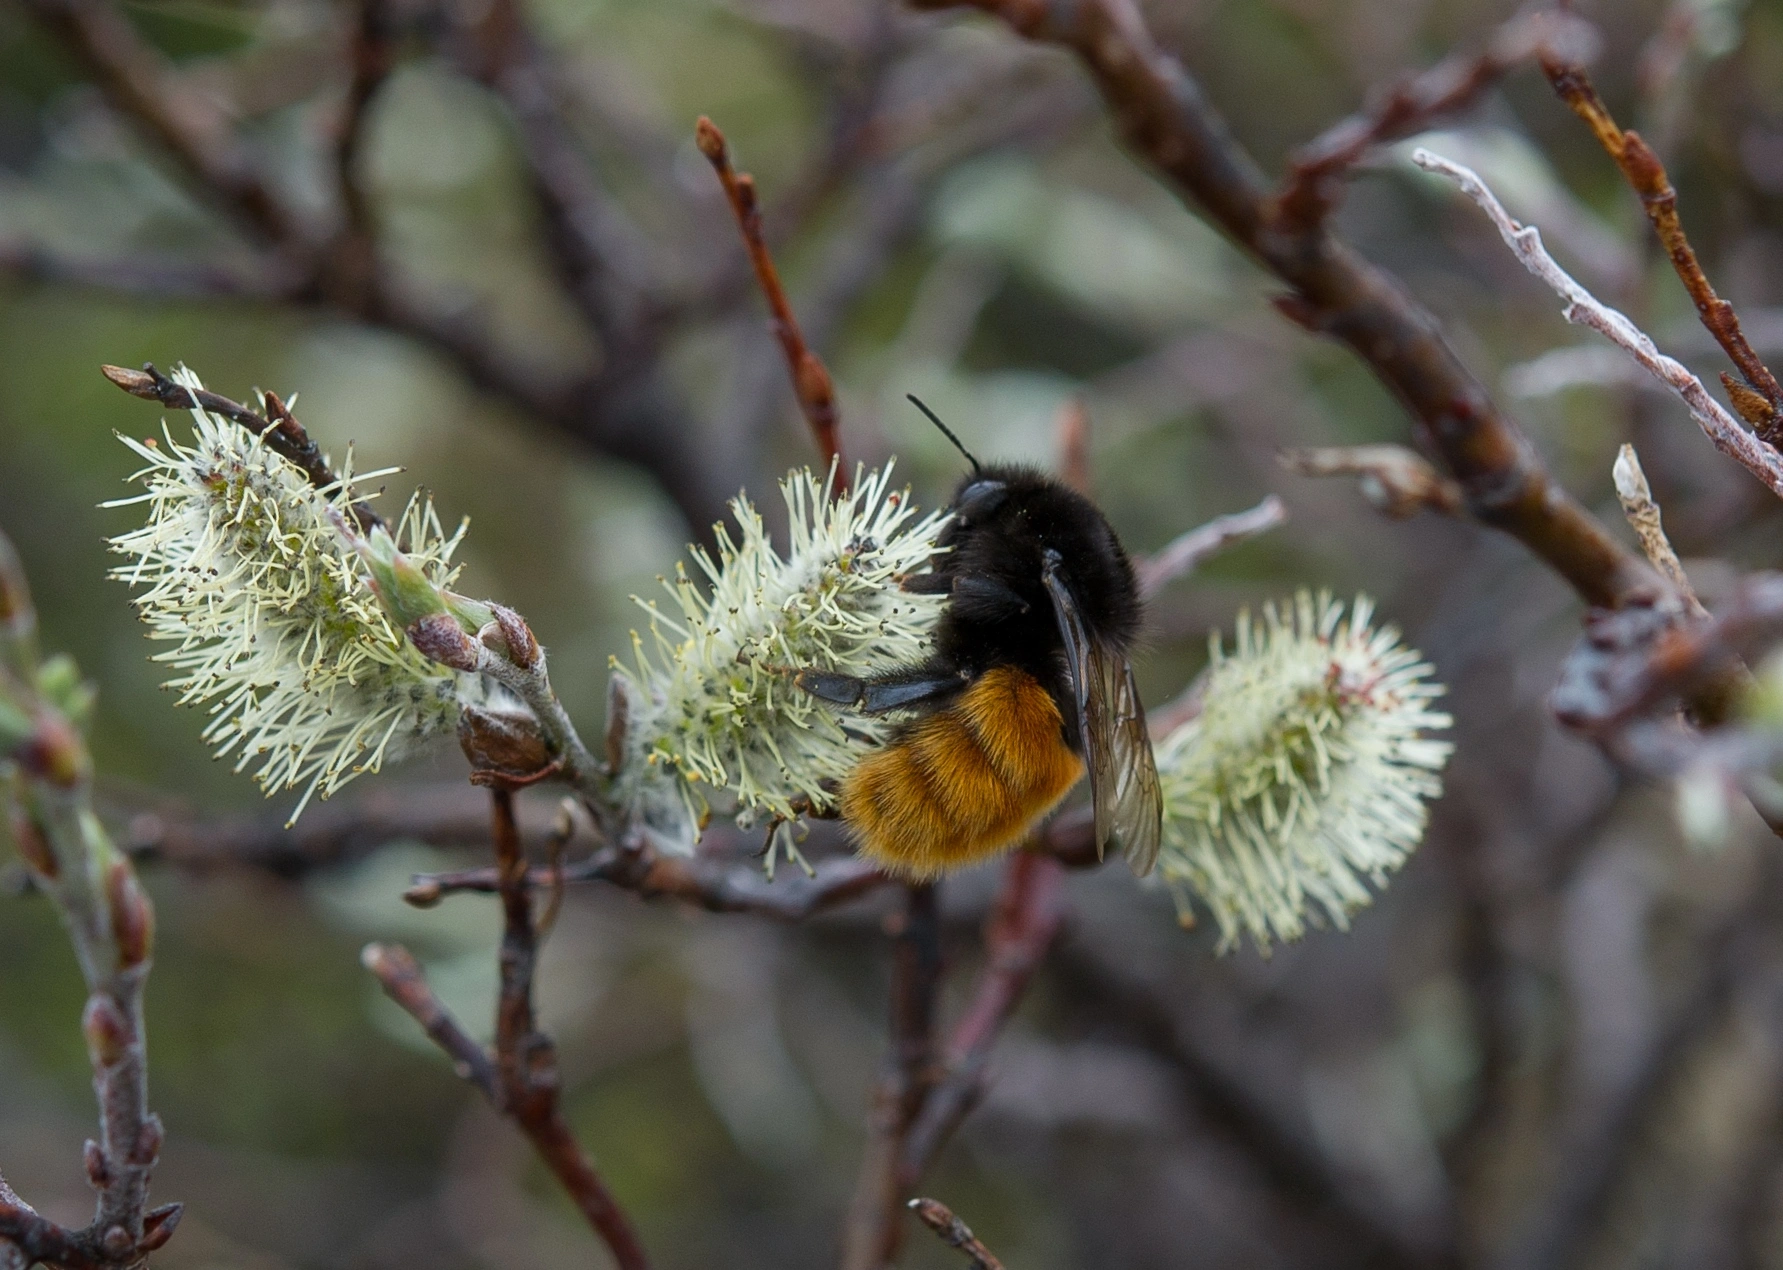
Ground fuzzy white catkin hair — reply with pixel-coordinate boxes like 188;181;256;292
1155;592;1452;952
106;367;479;823
613;463;949;853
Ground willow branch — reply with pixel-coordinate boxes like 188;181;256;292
99;362;385;531
1543;57;1783;443
899;851;1064;1185
908;1198;1006;1270
1280;444;1466;520
909;0;1657;611
696;116;846;483
366;791;650;1270
842;882;943;1270
404;848;889;920
17;0;299;246
1411;148;1783;500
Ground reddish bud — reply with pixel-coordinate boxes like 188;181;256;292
9;809;57;880
83;1139;110;1188
100;1225;133;1258
795;351;834;411
139;1203;183;1253
403;879;444;908
134;1114;164;1164
408;613;480;671
21;711;87;787
694;115;726;161
82;995;132;1068
489;605;540;670
106;860;155;969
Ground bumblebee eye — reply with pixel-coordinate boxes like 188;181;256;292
955;479;1007;524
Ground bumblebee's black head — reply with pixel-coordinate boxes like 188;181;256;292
930;463;1141;679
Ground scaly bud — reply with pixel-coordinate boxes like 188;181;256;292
484;604;541;670
20;710;88;787
408;613;481;672
139;1202;183;1253
8;807;58;879
105;857;155;968
82;994;132;1068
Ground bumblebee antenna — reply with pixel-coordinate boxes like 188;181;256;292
906;394;981;473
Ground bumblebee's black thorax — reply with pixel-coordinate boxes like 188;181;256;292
927;464;1140;709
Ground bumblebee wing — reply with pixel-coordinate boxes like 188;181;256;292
1040;552;1163;876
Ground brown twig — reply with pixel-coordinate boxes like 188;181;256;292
1280;444;1466;520
696;116;847;484
367;790;651;1270
842;883;943;1270
1543;56;1783;444
362;943;499;1099
899;851;1064;1187
909;0;1657;612
0;528;180;1269
100;362;385;532
1273;8;1593;232
404;847;890;920
908;1198;1006;1270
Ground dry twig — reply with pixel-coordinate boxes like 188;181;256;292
366;789;650;1270
1280;444;1465;520
1542;57;1783;443
843;883;943;1270
1411;148;1783;501
1611;444;1706;618
909;1197;1006;1270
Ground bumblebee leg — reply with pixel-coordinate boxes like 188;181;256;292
950;574;1031;620
795;667;967;714
898;570;953;594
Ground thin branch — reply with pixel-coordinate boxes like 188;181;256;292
1137;494;1287;597
362;943;499;1099
100;362;385;531
366;791;650;1270
1273;7;1594;232
909;0;1657;612
0;528;179;1269
1542;57;1783;443
908;1198;1006;1270
1611;444;1706;617
899;851;1064;1187
696;116;846;484
1280;444;1466;520
1411;148;1783;501
404;848;890;920
842;882;943;1270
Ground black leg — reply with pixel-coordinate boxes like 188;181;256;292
950;574;1031;620
795;667;968;714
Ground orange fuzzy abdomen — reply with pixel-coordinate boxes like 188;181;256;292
839;665;1084;878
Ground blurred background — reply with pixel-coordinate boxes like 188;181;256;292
5;0;1783;1266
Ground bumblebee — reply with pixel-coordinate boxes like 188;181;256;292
797;398;1162;879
